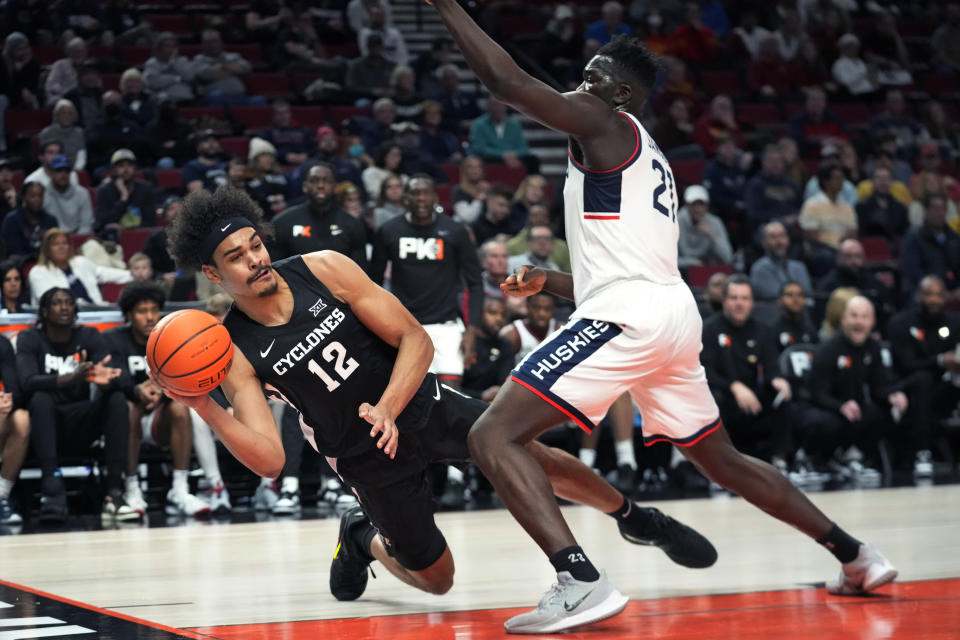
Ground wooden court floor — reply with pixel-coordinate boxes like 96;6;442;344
0;485;958;639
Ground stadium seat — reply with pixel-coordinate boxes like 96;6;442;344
101;282;125;303
34;46;61;65
11;170;24;189
685;264;732;288
116;46;153;65
156;169;182;191
860;235;894;264
670;159;706;188
220;137;250;158
72;233;93;252
102;74;121;91
230;106;272;131
5;110;50;138
244;73;290;98
440;164;460;184
485;164;527;189
120;227;156;258
291;106;326;128
76;171;91;187
833;104;871;127
437;185;453;213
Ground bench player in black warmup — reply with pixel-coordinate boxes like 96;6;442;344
160;186;716;602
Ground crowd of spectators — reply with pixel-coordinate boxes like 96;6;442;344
0;0;959;526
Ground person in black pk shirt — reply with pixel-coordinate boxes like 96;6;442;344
0;334;30;526
771;280;818;352
701;275;794;468
372;175;484;387
16;287;132;523
886;275;960;477
104;281;211;518
802;296;908;475
270;163;368;269
162;187;711;605
462;297;515;402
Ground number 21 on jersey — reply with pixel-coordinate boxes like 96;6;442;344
651;158;677;222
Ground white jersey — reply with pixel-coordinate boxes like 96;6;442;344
564;111;682;321
512;318;559;365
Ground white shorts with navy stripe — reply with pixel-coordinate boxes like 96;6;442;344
511;281;721;447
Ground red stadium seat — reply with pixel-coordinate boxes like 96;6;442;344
440;164;460;184
833;104;871;126
230;106;272;131
76;171;91;187
860;236;893;264
220;136;249;158
34;46;61;65
11;170;24;190
436;184;453;213
291;106;326;128
120;227;155;258
485;164;527;189
72;234;93;252
685;264;732;288
670;160;706;188
244;73;290;98
101;282;125;303
102;74;121;91
5;110;50;137
156;169;182;190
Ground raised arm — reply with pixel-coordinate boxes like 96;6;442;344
429;0;614;139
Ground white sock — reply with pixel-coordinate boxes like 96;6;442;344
281;476;299;494
124;475;140;494
579;448;597;469
615;439;637;470
260;476;275;487
670;445;686;469
0;477;14;499
172;469;189;495
190;409;223;488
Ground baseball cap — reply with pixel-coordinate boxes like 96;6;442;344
111;148;136;165
684;184;709;204
50;154;72;171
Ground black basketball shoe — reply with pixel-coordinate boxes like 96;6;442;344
330;505;376;601
618;504;718;568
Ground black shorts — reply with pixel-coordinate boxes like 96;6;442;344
334;385;486;571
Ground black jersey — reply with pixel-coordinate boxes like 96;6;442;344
103;324;153;401
223;255;438;460
16;325;111;404
0;335;23;409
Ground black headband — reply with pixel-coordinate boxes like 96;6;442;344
201;217;256;264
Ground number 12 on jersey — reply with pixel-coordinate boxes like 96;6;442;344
307;341;359;391
651;158;677;222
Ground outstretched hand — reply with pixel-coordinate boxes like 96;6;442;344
359;402;398;459
500;265;546;298
89;354;122;386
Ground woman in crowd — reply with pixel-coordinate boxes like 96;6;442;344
510;174;549;234
38;100;86;170
28;228;132;306
451;154;488;224
0;260;26;314
362;142;406;200
373;174;406;230
120;67;156;128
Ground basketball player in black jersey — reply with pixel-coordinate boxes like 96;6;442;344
160;186;715;604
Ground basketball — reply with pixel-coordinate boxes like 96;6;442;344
146;309;233;396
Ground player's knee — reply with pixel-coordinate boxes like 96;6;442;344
419;569;454;595
466;421;493;466
167;400;191;423
11;410;29;440
28;391;53;411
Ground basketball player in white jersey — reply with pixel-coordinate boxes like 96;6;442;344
499;291;558;365
431;1;897;634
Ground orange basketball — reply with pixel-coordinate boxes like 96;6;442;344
146;309;233;396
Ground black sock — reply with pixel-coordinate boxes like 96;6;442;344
549;545;600;582
816;523;861;563
356;525;377;564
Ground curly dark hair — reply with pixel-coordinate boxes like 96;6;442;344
596;35;660;92
118;280;166;316
167;186;267;271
